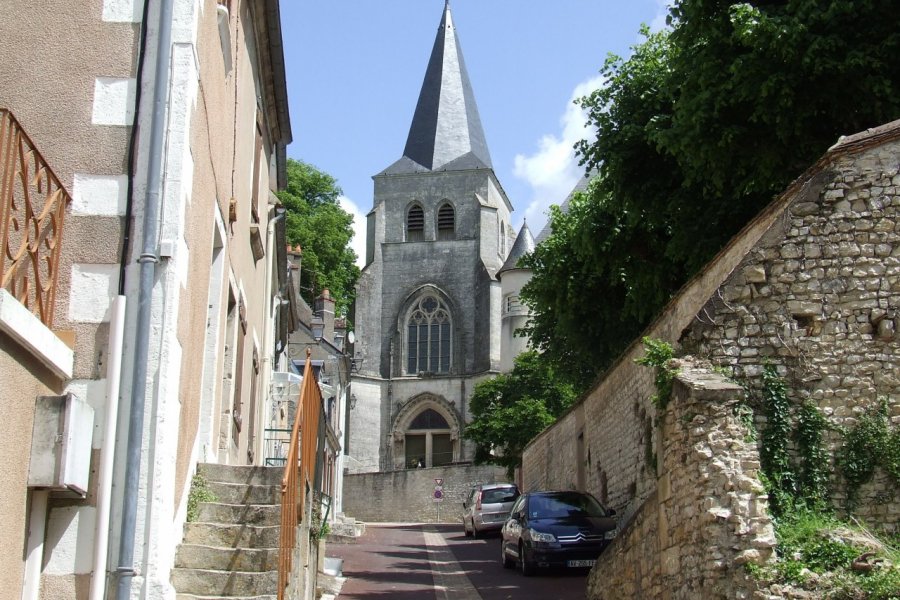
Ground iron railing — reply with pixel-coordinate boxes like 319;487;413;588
0;109;71;328
278;351;323;600
264;428;293;467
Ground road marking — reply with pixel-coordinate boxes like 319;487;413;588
423;528;483;600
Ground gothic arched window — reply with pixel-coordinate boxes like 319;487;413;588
406;204;425;242
406;295;451;374
436;203;455;240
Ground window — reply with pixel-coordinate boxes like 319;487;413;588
406;295;451;374
410;408;449;430
505;294;520;314
436;203;455;240
406;204;424;241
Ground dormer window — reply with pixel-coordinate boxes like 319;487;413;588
407;204;425;242
437;203;455;240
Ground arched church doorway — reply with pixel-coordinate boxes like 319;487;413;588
392;395;461;469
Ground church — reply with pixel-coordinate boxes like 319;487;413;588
348;2;535;474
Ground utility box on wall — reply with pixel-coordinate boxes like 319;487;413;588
28;393;94;497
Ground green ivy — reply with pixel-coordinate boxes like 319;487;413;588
795;401;831;510
635;337;677;410
838;398;900;510
760;364;796;516
187;473;217;522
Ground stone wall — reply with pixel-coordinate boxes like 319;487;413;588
680;131;900;519
343;463;508;523
521;122;900;598
586;362;774;600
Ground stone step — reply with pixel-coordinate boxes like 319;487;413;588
206;480;281;506
198;463;283;488
196;502;281;527
183;523;280;549
171;568;279;597
175;544;278;572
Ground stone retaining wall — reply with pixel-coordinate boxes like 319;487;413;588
343;463;508;523
586;362;774;600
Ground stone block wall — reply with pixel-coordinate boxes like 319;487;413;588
343;463;508;523
586;362;774;600
681;134;900;520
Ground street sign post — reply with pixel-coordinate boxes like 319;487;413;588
433;479;444;521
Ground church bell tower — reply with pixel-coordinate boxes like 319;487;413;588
349;2;516;473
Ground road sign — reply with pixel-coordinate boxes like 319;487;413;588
433;489;443;501
434;478;443;486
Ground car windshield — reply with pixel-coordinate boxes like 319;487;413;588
528;493;608;519
481;488;518;504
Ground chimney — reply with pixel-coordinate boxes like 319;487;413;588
287;245;302;300
315;288;335;344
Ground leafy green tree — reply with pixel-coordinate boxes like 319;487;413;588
524;1;900;389
276;159;359;315
464;351;577;477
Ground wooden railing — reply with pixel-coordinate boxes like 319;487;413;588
278;350;323;600
0;109;71;328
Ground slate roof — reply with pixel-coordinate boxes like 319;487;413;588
498;222;536;275
384;1;492;175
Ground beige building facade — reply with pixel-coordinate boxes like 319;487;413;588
0;0;292;598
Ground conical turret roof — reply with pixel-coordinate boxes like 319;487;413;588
499;222;536;275
383;2;492;175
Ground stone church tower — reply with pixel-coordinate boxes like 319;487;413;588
348;2;518;473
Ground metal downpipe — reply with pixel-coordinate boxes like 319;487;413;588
115;0;175;597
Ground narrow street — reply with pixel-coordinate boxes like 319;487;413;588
329;524;590;600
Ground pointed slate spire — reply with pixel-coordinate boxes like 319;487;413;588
498;222;536;275
397;1;493;172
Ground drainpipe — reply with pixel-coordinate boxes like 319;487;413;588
89;295;126;600
21;490;49;600
116;0;175;597
258;207;287;462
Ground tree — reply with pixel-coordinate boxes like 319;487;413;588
464;351;577;478
523;1;900;390
276;159;359;315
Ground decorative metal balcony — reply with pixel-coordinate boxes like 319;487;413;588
0;109;71;328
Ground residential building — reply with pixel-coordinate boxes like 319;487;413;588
0;0;293;598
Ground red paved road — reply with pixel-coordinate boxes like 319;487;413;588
328;524;589;600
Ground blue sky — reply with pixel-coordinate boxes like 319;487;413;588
279;1;669;265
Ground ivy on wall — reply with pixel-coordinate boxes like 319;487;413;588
838;398;900;510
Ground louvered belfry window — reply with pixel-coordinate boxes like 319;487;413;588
437;203;455;240
407;296;451;374
407;204;425;241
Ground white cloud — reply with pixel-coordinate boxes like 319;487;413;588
512;74;605;236
650;0;671;33
339;195;367;269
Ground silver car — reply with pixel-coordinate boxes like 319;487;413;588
463;483;520;538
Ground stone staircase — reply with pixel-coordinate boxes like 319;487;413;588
172;463;283;600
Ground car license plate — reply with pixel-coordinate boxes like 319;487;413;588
567;560;596;568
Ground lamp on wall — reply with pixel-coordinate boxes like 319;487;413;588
350;354;363;373
349;394;358;410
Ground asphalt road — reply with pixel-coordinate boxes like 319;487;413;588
328;523;590;599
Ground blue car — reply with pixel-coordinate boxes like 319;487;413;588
500;490;617;576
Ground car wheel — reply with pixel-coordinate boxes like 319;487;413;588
519;542;535;576
500;540;514;569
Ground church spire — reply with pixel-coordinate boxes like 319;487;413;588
400;1;492;172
